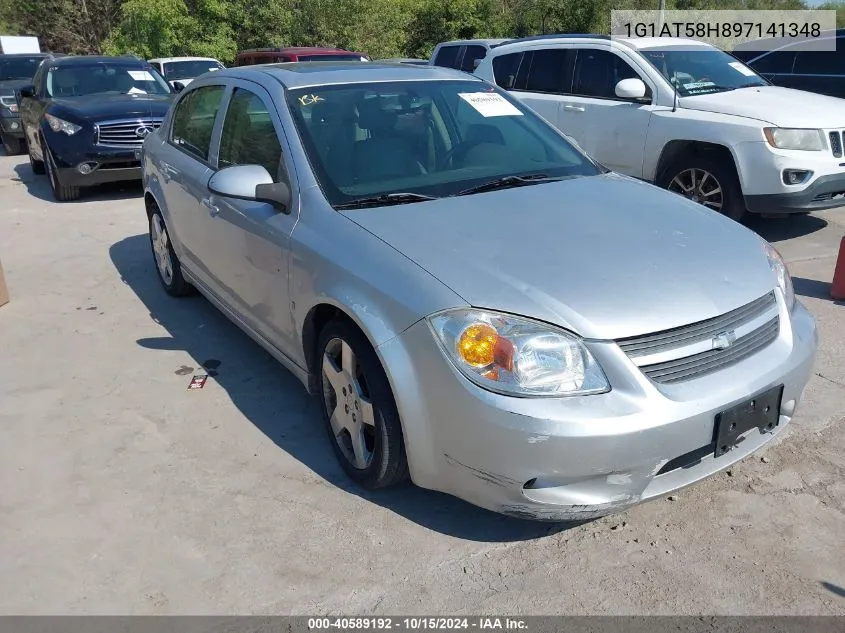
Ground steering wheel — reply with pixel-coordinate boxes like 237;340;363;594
437;138;486;171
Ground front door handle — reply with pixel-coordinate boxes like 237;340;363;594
201;197;220;217
563;104;585;112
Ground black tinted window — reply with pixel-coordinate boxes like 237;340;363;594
219;88;283;178
793;49;841;75
461;45;486;72
572;49;640;99
171;85;225;161
493;52;523;89
433;45;461;69
524;49;569;93
745;50;796;74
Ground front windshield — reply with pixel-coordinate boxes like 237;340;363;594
163;60;223;80
286;80;601;206
0;57;44;80
46;63;172;97
640;48;767;97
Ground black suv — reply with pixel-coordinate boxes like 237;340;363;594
0;53;52;155
732;30;845;99
19;55;174;201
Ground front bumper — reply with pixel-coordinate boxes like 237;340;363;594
745;173;845;214
50;138;143;187
377;297;818;521
0;113;24;139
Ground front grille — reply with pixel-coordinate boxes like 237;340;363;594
95;118;162;147
617;292;780;384
830;131;842;158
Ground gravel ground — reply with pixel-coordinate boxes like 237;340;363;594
0;151;843;615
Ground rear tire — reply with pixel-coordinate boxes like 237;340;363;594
317;319;410;490
43;139;80;201
2;134;22;155
660;153;746;222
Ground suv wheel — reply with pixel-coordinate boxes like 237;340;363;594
661;154;746;222
2;134;22;155
43;138;81;201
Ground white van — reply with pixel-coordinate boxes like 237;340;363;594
475;34;845;220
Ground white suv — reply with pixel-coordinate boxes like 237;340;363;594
475;34;845;220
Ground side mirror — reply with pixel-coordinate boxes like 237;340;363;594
172;81;185;93
207;165;291;213
19;84;35;99
615;77;648;101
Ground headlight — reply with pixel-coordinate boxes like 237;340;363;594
427;308;610;397
0;96;18;112
763;242;795;311
44;113;81;136
763;128;823;151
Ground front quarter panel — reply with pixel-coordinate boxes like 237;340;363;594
290;187;466;364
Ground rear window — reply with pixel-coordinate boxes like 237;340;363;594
460;45;487;72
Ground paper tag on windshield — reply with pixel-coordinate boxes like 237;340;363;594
128;70;154;81
127;87;147;95
729;62;756;77
458;92;523;117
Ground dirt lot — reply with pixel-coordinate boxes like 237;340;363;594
0;150;843;616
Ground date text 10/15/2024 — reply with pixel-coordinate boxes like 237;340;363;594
307;618;528;630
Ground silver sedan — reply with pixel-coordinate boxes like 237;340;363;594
141;62;818;521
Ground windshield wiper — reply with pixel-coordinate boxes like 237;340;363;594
452;173;565;197
334;192;439;210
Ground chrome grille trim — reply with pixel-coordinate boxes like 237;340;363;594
638;317;780;384
618;292;777;358
95;118;162;148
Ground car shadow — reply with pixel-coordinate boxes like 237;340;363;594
791;276;845;306
13;162;143;203
744;213;828;242
109;233;577;542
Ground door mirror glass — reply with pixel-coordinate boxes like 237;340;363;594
19;84;35;99
172;81;185;93
615;77;647;100
208;164;291;211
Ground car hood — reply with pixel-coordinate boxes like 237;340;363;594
345;173;776;340
679;85;845;127
49;93;173;121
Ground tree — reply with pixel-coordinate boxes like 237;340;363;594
10;0;124;54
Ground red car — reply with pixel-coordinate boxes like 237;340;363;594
233;47;370;66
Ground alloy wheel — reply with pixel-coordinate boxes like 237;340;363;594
667;168;724;212
321;337;377;469
150;214;174;286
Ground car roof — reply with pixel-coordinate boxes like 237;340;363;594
435;38;511;49
46;55;151;66
237;47;365;56
489;33;713;55
148;56;220;63
210;62;482;88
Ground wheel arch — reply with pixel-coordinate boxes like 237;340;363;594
655;140;741;190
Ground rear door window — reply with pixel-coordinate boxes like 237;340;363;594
460;45;487;72
744;50;796;75
793;46;842;75
524;48;571;93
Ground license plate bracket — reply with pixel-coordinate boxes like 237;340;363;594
713;385;783;457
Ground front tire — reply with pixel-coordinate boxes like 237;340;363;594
149;209;192;297
660;154;746;222
2;134;22;155
317;319;410;489
43;139;80;201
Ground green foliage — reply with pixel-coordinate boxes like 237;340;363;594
2;0;829;62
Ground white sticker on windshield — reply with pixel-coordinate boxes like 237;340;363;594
128;87;147;95
128;70;154;81
683;81;716;90
458;92;523;117
729;61;757;77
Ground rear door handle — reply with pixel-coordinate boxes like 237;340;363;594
563;104;585;112
201;197;220;217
